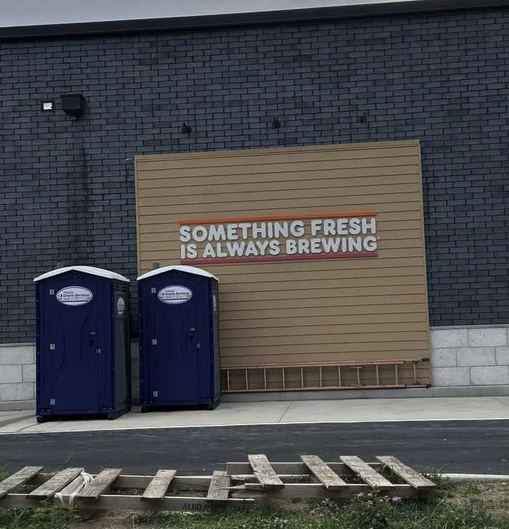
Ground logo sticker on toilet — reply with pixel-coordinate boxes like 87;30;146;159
158;285;193;304
117;297;126;315
56;286;93;306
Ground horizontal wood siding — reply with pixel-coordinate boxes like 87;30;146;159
135;141;430;386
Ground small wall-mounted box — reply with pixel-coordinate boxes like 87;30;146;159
61;94;86;118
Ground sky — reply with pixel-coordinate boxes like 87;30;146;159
0;0;421;27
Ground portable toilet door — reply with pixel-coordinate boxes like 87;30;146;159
34;266;131;421
138;265;220;411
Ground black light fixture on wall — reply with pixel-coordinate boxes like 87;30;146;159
61;94;86;119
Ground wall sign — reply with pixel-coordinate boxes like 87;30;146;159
180;212;378;264
56;286;93;306
158;285;193;304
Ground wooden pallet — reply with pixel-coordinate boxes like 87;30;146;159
0;455;435;514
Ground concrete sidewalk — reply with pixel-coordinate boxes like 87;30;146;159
1;396;509;435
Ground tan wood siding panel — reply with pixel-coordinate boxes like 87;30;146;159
139;247;425;265
221;321;428;335
223;308;429;321
137;166;421;190
138;184;422;205
221;350;430;365
138;255;425;272
135;141;429;379
138;214;424;233
220;332;428;348
137;204;423;224
136;195;422;216
212;294;427;310
138;223;423;241
137;174;422;197
136;143;420;168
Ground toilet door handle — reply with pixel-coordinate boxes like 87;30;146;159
88;331;97;347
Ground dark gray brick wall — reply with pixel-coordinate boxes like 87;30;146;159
1;8;509;342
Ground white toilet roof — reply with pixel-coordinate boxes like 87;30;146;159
34;266;130;283
137;265;218;281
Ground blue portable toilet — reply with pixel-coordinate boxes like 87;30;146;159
138;265;220;411
34;266;131;422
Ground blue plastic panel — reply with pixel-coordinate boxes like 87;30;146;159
139;268;219;408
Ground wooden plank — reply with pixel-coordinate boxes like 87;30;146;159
55;475;90;506
206;471;231;503
300;455;347;490
78;468;122;500
0;467;44;498
376;456;436;490
142;470;176;501
340;456;394;490
248;455;284;489
28;468;84;500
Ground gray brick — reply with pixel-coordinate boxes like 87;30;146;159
1;7;509;342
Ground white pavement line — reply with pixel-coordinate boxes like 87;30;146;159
1;416;509;435
278;402;294;423
443;473;509;482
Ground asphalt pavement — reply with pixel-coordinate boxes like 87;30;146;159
1;420;508;475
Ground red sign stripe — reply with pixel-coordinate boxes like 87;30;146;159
181;252;378;266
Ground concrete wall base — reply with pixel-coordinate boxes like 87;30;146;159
1;325;509;410
2;385;509;411
0;400;35;412
431;325;509;386
0;343;35;411
222;384;509;402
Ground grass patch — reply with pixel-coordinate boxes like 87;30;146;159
0;503;77;529
131;482;509;529
0;477;508;529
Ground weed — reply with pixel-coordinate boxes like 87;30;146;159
458;482;482;495
421;469;455;498
0;504;77;529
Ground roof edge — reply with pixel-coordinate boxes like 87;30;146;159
1;0;507;40
34;266;130;283
137;265;218;281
